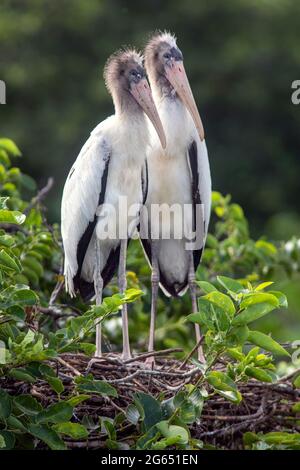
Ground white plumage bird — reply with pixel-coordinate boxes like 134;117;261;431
61;49;166;360
141;32;212;363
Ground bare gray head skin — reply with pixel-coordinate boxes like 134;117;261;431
144;32;205;141
104;48;166;148
144;32;183;98
104;49;146;115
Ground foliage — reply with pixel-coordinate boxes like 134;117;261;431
0;137;299;450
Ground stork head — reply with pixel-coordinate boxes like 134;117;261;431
104;49;166;148
145;32;205;141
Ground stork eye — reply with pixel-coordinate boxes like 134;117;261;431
163;52;172;60
130;69;138;77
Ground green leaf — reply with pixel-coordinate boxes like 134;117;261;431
226;348;245;361
45;376;64;394
179;400;196;424
0;209;25;225
0;389;12;419
66;395;90;407
244;431;300;449
255;240;277;255
11;288;38;305
126;404;140;425
227;325;249;347
123;288;143;302
78;342;95;355
217;276;244;293
216;389;242;404
8;368;36;383
18;328;35;348
0;431;15;449
240;293;279;310
53;422;88;440
197;281;217;293
0;234;14;247
0;249;22;272
103;419;116;440
232;302;277;326
6;415;27;433
207;371;238;392
75;375;117;397
28;424;66;450
186;312;204;324
188;297;230;332
245;366;273;383
255;282;274;291
156;421;189;445
0;149;11;167
204;291;236;316
293;374;300;388
268;291;288;308
136;426;160;450
14;395;42;416
247;330;290;357
0;138;22;157
20;173;37;191
292;402;300;413
35;402;73;424
134;392;162;431
23;256;43;277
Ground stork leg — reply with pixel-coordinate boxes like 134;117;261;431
188;251;205;363
94;239;103;357
146;241;159;366
86;240;103;372
118;239;131;360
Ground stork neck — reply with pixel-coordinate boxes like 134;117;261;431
113;90;144;119
153;75;176;100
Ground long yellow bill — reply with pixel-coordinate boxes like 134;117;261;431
165;61;205;141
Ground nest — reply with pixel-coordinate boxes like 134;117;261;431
2;351;299;450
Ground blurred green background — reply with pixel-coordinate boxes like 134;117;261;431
0;0;299;344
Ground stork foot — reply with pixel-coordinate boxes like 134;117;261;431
121;351;132;362
144;355;156;369
86;356;104;374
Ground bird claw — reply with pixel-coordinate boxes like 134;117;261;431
86;356;104;374
121;352;132;362
144;356;156;369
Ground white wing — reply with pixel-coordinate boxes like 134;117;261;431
61;124;111;296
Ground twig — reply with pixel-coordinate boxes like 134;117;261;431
66;440;106;449
55;357;81;376
277;367;300;383
124;348;183;364
49;280;64;306
179;336;204;370
200;396;267;438
24;177;54;215
38;306;79;319
106;367;200;384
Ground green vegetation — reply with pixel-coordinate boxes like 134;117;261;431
0;138;299;450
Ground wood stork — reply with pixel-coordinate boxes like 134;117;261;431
61;49;166;360
141;32;211;362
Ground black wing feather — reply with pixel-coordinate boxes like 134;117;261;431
73;154;122;301
188;140;203;271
